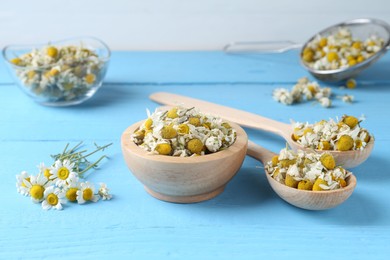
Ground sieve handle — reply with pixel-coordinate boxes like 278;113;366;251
223;41;302;53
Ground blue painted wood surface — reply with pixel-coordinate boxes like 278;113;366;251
1;51;390;259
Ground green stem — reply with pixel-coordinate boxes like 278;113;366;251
68;141;83;154
79;155;108;176
59;150;88;160
79;143;112;160
62;143;69;156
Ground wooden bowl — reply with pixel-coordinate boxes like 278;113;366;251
121;120;248;203
247;140;357;210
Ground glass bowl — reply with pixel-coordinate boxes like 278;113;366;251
2;37;110;106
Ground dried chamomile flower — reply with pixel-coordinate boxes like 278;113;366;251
346;79;357;89
273;77;332;108
9;44;106;102
131;106;237;157
265;147;350;191
303;27;384;70
292;115;373;151
16;142;112;210
340;94;354;103
319;97;332;108
273;88;293;105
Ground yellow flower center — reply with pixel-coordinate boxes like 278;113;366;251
83;188;93;201
187;138;204;155
27;71;36;79
47;46;58;58
66;188;78;202
327;52;339;62
167;108;178;119
355;139;363;149
144;118;153;130
58;167;70;180
30;185;45;200
47;193;59;206
49;68;60;77
177;124;190;135
11;58;22;65
85;73;96;84
155;143;172;155
44;169;51;179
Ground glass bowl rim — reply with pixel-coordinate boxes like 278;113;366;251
2;36;111;70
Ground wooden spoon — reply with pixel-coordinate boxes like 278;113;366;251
246;140;357;210
150;92;374;168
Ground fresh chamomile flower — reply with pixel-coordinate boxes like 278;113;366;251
63;176;81;202
98;183;112;200
38;162;52;179
50;159;77;187
76;181;99;204
42;186;66;210
16;171;30;196
23;174;51;203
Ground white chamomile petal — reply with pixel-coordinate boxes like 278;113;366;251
16;171;31;196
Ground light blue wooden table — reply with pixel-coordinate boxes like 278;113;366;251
1;51;389;259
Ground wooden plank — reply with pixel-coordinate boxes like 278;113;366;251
1;225;389;259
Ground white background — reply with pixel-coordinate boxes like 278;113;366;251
1;0;389;50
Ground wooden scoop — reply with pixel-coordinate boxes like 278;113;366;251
246;140;357;210
147;105;356;209
150;92;374;169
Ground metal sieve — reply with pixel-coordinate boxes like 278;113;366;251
224;18;390;82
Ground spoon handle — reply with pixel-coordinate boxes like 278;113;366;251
150;92;292;140
246;140;277;165
223;41;302;53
